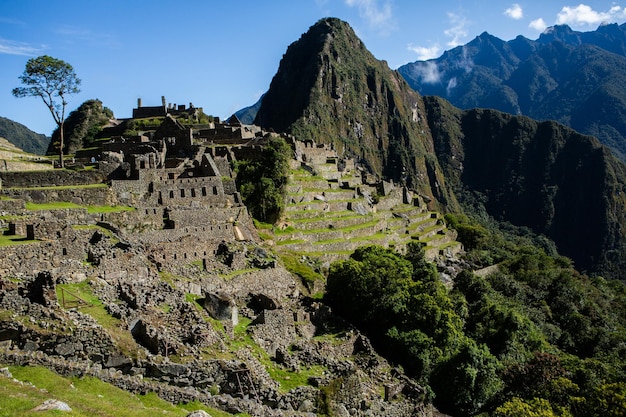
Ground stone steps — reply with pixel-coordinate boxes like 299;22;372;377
288;213;377;231
275;160;463;263
274;219;384;243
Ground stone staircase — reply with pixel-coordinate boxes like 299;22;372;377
271;159;462;263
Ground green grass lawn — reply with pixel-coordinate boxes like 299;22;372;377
24;201;136;214
9;183;109;191
0;230;37;247
0;365;244;417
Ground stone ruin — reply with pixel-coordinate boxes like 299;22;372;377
0;99;441;417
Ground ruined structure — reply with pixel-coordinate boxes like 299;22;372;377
0;99;451;417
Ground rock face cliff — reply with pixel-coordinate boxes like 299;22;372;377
424;95;626;278
255;18;458;210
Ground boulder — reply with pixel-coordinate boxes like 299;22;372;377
32;399;72;412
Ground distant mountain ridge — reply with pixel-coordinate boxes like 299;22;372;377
0;116;49;155
398;23;626;161
256;18;626;279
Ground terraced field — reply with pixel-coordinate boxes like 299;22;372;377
269;161;462;263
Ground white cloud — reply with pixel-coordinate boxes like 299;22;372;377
529;17;548;32
345;0;394;33
56;25;120;49
444;12;469;48
407;43;441;60
504;4;524;20
446;77;457;96
410;61;441;84
556;4;626;27
0;38;43;56
457;46;474;73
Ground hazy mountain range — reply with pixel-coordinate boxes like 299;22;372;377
398;23;626;162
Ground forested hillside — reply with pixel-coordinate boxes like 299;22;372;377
256;18;626;279
325;224;626;416
0;116;49;155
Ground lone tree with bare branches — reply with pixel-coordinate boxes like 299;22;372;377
12;55;81;168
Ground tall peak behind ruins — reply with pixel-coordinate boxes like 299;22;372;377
255;17;459;210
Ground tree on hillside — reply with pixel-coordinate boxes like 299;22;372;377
12;55;81;168
235;136;291;223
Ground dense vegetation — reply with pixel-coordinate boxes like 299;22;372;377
325;222;626;416
234;136;291;223
424;95;626;280
47;99;113;156
0;116;49;155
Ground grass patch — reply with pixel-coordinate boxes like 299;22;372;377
25;201;83;211
313;232;388;245
218;268;259;280
56;280;140;358
9;183;108;191
276;239;306;246
252;219;274;230
279;252;325;289
185;293;203;310
24;201;135;214
0;365;243;417
0;230;37;246
228;318;326;393
289;212;373;224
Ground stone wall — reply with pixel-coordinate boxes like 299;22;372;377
1;187;115;207
0;241;86;278
0;170;106;188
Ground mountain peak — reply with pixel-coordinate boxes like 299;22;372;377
538;24;582;45
255;18;457;208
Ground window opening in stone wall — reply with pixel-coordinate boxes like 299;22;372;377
180;189;185;198
169;173;175;179
169;190;174;199
191;189;196;197
202;187;207;196
213;186;218;195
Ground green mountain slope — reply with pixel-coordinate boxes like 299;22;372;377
255;17;458;210
0;116;49;155
425;95;626;278
257;17;626;279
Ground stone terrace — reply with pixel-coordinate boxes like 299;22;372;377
271;140;463;263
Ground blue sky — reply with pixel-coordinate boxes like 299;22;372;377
2;0;626;136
